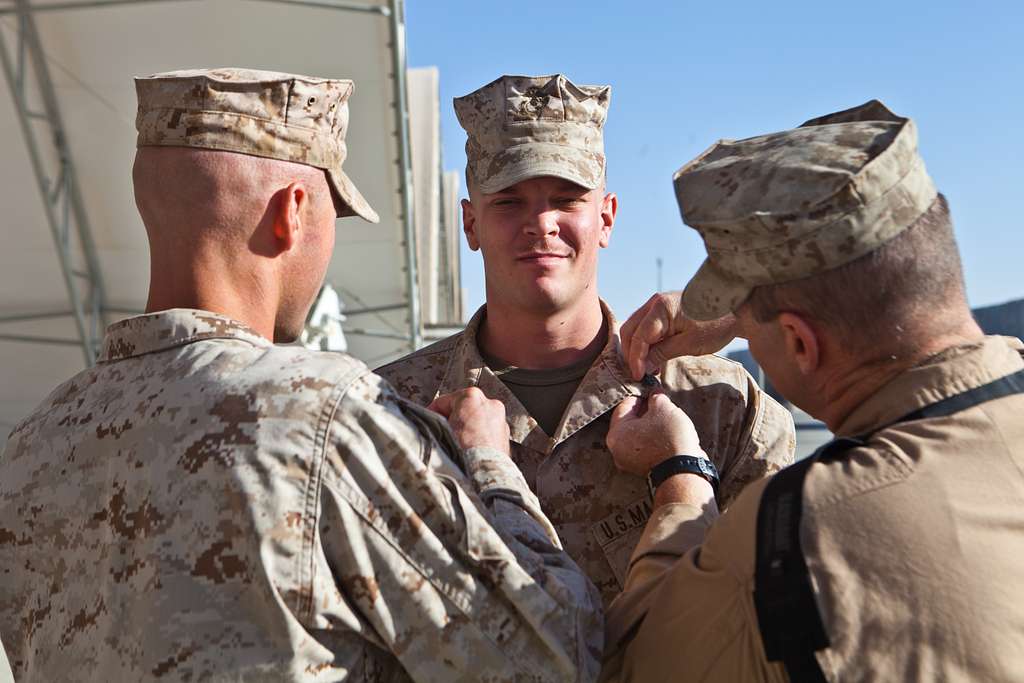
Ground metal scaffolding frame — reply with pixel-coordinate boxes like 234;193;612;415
0;0;422;362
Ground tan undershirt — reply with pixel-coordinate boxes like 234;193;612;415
482;342;604;438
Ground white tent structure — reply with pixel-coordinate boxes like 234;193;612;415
0;0;462;443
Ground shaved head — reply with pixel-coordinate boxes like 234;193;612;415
134;147;339;342
133;147;333;238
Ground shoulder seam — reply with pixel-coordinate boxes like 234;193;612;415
299;362;370;625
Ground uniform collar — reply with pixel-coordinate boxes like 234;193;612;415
99;309;270;362
438;300;643;454
834;335;1024;437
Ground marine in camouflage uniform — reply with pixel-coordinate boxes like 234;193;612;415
377;75;796;605
0;69;601;682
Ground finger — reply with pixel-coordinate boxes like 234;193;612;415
620;295;656;354
646;322;732;363
611;395;639;422
426;393;455;418
608;396;639;451
628;311;669;380
645;344;666;375
647;392;674;411
630;339;649;381
647;335;691;366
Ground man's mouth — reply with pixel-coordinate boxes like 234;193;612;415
517;252;570;262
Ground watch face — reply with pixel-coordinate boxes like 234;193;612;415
699;459;713;477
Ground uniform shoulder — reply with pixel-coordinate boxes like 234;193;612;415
4;366;101;445
219;343;370;399
375;331;463;406
284;345;369;376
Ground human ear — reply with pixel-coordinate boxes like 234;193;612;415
272;181;308;252
462;198;481;251
598;192;617;248
778;311;820;375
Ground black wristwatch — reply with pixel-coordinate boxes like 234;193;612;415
647;455;720;499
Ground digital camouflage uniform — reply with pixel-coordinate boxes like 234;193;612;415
379;74;796;606
378;303;795;605
0;69;602;682
0;310;601;682
604;101;1024;681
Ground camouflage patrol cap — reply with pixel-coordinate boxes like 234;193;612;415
675;99;937;320
135;67;379;223
455;74;611;194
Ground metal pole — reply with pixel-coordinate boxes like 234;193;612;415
656;257;663;292
387;0;421;351
0;6;106;364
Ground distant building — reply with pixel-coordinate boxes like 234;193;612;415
973;298;1024;339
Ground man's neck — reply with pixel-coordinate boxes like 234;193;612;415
816;318;986;432
478;294;607;370
145;254;278;341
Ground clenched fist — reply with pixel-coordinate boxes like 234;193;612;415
428;387;511;455
606;392;706;476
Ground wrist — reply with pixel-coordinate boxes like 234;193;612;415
647;455;719;502
652;473;717;509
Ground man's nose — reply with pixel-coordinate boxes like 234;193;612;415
523;207;560;238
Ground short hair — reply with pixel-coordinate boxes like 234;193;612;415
744;194;968;355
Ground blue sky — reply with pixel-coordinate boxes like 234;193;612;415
406;1;1024;322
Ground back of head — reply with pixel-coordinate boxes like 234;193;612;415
132;67;382;341
746;193;968;359
132;145;328;246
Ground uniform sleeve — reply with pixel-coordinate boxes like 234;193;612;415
316;374;602;683
601;479;788;683
719;375;796;508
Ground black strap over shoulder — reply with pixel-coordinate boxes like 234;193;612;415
753;367;1024;681
753;437;859;682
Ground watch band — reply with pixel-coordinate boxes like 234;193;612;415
647;455;720;498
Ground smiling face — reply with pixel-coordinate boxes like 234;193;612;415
463;175;617;316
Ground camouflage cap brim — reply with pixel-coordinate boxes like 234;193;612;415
327;168;379;222
473;142;604;194
681;257;752;321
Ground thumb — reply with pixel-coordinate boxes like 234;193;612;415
647;392;673;410
427;393;454;418
611;396;640;422
651;315;739;360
